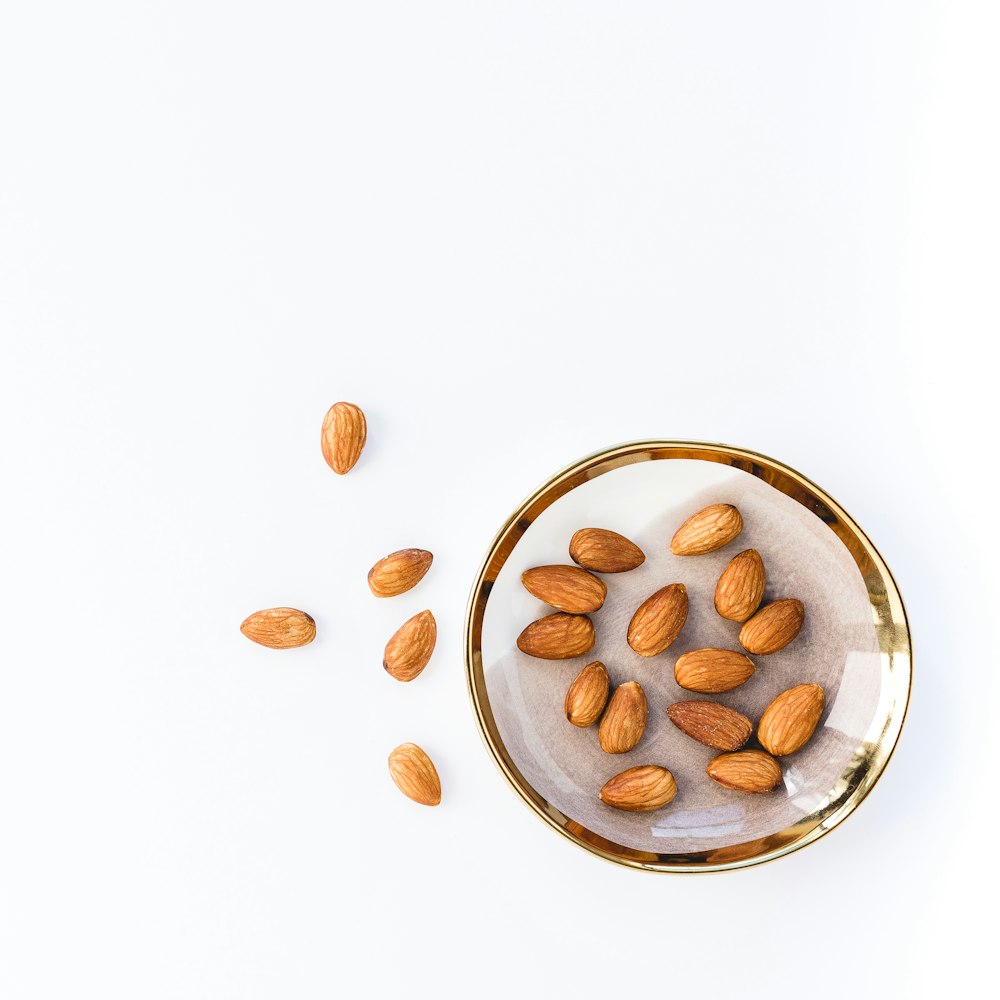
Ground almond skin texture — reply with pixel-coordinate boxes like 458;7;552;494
388;743;441;806
757;684;825;756
516;613;595;660
569;528;646;573
598;681;648;753
600;765;677;812
522;565;607;614
320;401;367;474
627;583;688;656
564;661;610;728
715;548;766;622
670;503;743;556
707;750;782;793
674;648;756;693
739;598;805;654
666;701;753;752
383;610;436;681
240;608;316;648
367;548;433;598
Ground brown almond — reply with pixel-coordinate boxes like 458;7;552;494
569;528;646;573
240;607;316;648
707;750;782;793
564;661;610;728
674;648;756;693
666;701;753;751
522;565;607;614
627;583;688;656
367;548;433;598
383;610;436;681
715;548;766;622
320;401;367;474
670;503;743;556
388;743;441;806
516;613;595;660
599;765;677;812
598;681;648;754
757;684;825;756
739;598;804;654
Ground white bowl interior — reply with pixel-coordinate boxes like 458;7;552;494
481;459;883;857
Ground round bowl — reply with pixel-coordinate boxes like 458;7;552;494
464;441;910;872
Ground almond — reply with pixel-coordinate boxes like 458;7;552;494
388;743;441;806
627;583;688;656
670;503;743;556
522;565;607;614
757;684;825;756
367;548;433;598
598;681;648;753
564;661;610;728
383;610;436;681
569;528;645;573
674;648;756;693
707;750;782;793
320;401;367;474
240;607;316;648
517;613;595;659
666;701;753;752
739;598;804;654
599;765;677;812
714;548;766;622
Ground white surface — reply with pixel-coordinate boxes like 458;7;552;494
0;3;996;998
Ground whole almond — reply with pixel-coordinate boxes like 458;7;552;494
757;684;825;756
383;610;437;681
367;548;433;598
670;503;743;556
388;743;441;806
739;598;804;654
564;661;610;727
517;613;595;660
627;583;688;656
674;648;756;693
240;607;316;648
715;548;766;622
707;750;782;793
598;681;648;754
666;701;753;751
522;565;607;614
320;401;367;474
569;528;645;573
599;765;677;812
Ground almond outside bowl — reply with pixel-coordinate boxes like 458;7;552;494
464;441;910;872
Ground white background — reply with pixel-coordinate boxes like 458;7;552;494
1;3;997;998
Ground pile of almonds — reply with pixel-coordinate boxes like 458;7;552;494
240;401;443;808
517;505;825;812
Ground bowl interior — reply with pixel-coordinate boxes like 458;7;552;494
465;443;910;872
